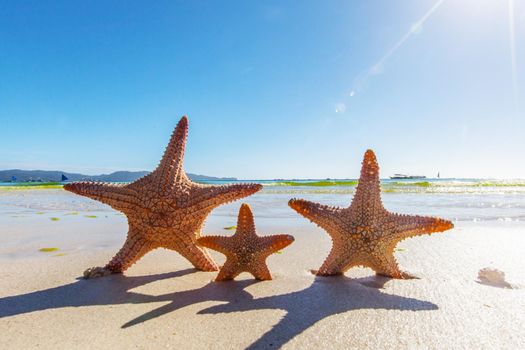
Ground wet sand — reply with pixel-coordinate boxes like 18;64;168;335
1;212;524;349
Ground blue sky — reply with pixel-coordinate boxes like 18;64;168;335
1;0;524;179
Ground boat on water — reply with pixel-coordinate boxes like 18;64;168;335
390;174;427;180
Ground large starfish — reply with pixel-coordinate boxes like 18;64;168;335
198;204;294;281
289;149;453;278
65;116;262;278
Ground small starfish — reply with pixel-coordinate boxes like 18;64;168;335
198;204;294;281
289;149;453;279
65;116;262;278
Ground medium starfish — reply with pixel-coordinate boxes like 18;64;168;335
197;204;294;281
64;116;262;278
289;149;453;279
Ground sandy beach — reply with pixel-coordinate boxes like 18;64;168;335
1;188;524;349
2;0;524;347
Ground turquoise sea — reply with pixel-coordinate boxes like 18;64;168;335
2;178;525;222
1;177;524;260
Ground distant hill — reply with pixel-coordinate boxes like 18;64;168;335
0;169;237;183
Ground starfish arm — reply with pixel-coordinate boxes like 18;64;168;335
64;182;137;213
249;263;272;281
192;183;263;214
288;198;344;234
168;241;219;271
215;259;242;281
236;203;256;235
197;235;233;255
368;252;406;279
129;116;190;191
383;213;454;242
83;229;155;278
316;247;351;276
350;149;384;213
105;233;156;272
259;234;295;256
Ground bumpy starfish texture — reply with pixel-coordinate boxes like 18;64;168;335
289;150;453;279
198;204;294;281
64;116;262;278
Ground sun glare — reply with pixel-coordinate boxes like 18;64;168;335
508;0;519;113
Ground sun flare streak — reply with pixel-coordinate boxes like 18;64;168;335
508;0;519;113
350;0;446;97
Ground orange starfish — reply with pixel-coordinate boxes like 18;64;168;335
197;204;294;281
289;149;453;279
65;116;262;278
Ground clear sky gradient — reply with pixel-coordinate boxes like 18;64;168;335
1;0;524;179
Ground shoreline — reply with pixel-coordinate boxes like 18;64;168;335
1;188;525;348
1;221;524;349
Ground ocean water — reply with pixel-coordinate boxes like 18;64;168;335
1;178;525;223
1;178;524;260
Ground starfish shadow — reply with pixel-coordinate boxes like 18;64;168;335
0;269;198;319
2;271;438;348
121;279;257;328
197;275;438;349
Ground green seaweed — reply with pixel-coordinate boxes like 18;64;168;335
274;250;283;254
53;253;67;257
0;182;64;190
64;211;79;215
36;212;45;215
476;182;525;187
275;180;358;187
50;217;60;221
84;215;97;218
389;181;431;187
382;188;396;193
13;182;61;187
39;247;59;252
223;226;237;230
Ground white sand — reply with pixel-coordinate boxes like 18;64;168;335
1;221;524;349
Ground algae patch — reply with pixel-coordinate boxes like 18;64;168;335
39;247;59;253
389;181;431;187
84;215;97;218
275;180;358;187
50;217;60;221
0;182;64;190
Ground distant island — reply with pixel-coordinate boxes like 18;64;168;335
0;169;237;183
